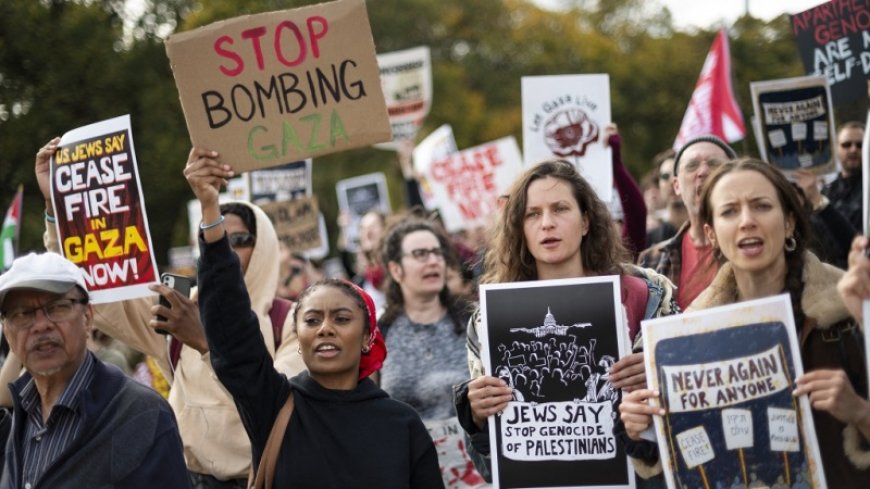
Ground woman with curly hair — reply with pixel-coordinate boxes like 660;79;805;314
453;159;678;481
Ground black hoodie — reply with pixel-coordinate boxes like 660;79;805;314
199;233;443;489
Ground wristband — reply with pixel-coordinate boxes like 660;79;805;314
45;210;57;223
199;215;225;230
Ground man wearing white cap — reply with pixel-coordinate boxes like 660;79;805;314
0;252;189;488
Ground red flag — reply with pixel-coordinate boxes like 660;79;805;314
674;28;746;150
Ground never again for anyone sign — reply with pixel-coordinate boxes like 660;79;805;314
642;295;825;489
750;75;836;174
479;276;634;489
50;115;159;303
791;0;870;106
165;0;391;173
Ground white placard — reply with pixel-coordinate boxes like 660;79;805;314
721;408;753;450
522;74;613;202
767;407;800;452
791;122;807;141
676;426;715;469
768;129;788;148
413;124;459;210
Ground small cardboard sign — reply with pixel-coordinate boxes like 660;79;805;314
259;196;322;252
750;75;836;174
676;426;715;469
375;45;432;150
165;0;391;173
50;115;159;303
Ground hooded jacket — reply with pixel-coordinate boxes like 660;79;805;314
33;201;306;480
199;232;444;488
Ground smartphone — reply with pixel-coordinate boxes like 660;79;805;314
155;273;192;335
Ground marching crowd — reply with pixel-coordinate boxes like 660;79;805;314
0;120;867;488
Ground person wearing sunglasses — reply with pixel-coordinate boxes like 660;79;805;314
822;121;866;232
22;140;306;489
377;219;481;486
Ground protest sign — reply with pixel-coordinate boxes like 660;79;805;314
250;158;312;203
479;276;634;489
414;124;459;210
425;417;489;489
260;196;321;252
750;75;836;174
375;46;432;151
165;0;391;173
863;108;869;236
421;136;522;233
642;295;825;489
522;74;613;203
791;1;870;106
50;115;158;303
336;172;390;252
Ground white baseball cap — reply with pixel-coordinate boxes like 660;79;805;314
0;252;88;309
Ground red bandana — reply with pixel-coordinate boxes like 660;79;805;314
343;280;387;380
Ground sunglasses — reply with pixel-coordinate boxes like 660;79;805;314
840;141;862;149
659;172;671;181
228;232;256;248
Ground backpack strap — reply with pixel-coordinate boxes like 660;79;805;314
248;392;295;489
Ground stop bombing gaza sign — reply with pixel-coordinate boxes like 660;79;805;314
165;0;391;172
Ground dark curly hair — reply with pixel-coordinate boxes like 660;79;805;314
482;159;628;284
698;158;811;321
379;219;470;336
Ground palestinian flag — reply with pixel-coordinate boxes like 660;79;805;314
1;185;23;271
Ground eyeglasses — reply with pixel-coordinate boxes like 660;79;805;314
840;141;862;149
228;232;256;248
659;172;671;181
1;298;88;332
681;158;725;173
403;247;445;262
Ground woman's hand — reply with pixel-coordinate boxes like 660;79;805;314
837;236;870;324
619;388;665;441
794;369;870;428
467;375;513;430
182;147;232;208
149;284;208;354
609;352;647;392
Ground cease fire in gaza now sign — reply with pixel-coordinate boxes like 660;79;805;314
165;0;391;173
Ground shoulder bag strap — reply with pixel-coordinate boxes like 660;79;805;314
249;392;295;489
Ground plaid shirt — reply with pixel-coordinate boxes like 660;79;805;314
637;221;691;288
823;172;863;233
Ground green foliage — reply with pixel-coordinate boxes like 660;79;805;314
0;0;855;265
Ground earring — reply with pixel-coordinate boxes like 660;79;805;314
297;346;302;354
362;345;371;354
784;236;797;252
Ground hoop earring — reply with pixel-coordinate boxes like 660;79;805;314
362;345;371;354
784;236;797;252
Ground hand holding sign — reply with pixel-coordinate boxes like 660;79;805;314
36;137;61;210
466;375;513;430
794;368;870;426
182;147;234;209
618;388;665;441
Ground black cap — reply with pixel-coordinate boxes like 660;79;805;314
673;135;737;176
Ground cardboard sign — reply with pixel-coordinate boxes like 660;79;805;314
165;0;391;173
259;196;321;252
425;417;489;489
421;136;523;232
791;1;870;106
750;75;836;174
642;295;826;489
250;158;312;203
336;172;390;252
375;46;432;151
479;277;634;489
414;124;459;210
522;74;613;203
50;115;159;303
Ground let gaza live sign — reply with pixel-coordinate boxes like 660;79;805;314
165;0;391;172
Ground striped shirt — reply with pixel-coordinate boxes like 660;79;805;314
18;352;96;489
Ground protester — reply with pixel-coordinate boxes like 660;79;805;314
0;252;189;488
792;169;856;269
338;210;388;314
645;149;684;246
378;219;482;486
185;148;444;488
638;135;737;309
452;159;678;481
620;159;870;486
823;122;865;232
29;138;304;488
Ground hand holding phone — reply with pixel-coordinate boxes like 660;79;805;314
155;273;192;335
